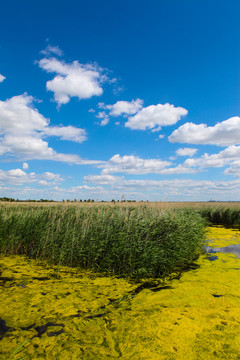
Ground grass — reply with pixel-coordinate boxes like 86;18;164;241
0;204;206;278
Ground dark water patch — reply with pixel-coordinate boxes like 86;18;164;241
84;313;108;320
17;283;27;288
184;263;200;272
47;329;64;337
68;310;86;319
212;294;223;298
0;276;14;285
0;319;15;339
151;286;173;293
108;298;118;303
206;256;218;261
130;281;173;295
35;322;65;337
220;321;228;325
20;323;36;330
32;276;50;281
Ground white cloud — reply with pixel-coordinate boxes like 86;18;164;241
22;162;29;170
169;117;240;146
84;174;122;185
38;180;48;185
176;148;198;157
43;125;86;143
99;154;171;175
0;74;6;83
158;164;196;175
3;174;240;201
0;168;64;186
38;57;106;105
95;99;143;126
0;93;94;163
95;154;198;175
99;99;143;117
96;111;109;126
41;44;63;57
184;145;240;169
83;175;240;201
100;118;109;126
224;161;240;177
125;103;188;131
8;169;27;177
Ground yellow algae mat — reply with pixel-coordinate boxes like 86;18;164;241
0;226;240;359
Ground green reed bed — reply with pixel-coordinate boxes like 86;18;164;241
197;206;240;228
0;204;206;278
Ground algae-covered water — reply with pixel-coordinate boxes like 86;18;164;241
1;226;240;359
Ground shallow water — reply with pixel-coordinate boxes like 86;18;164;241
0;226;240;359
205;244;240;259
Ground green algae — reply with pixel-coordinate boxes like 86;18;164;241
206;226;240;247
0;226;240;359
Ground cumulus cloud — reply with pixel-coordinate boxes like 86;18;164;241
169;117;240;146
99;154;171;175
38;57;106;105
43;125;86;143
183;145;240;169
0;93;100;164
94;99;143;126
176;148;198;157
0;168;64;186
125;103;188;131
95;154;198;175
99;99;143;117
95;111;109;126
0;74;6;83
224;161;240;177
22;162;29;170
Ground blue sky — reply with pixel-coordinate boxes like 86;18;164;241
0;0;239;201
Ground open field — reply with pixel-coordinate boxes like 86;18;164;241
1;201;240;209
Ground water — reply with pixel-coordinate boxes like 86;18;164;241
205;244;240;259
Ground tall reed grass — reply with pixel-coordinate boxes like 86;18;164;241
0;204;206;278
197;207;240;227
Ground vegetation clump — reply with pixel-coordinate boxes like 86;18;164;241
197;206;240;227
0;205;205;278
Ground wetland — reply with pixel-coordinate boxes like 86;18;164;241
1;225;240;359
